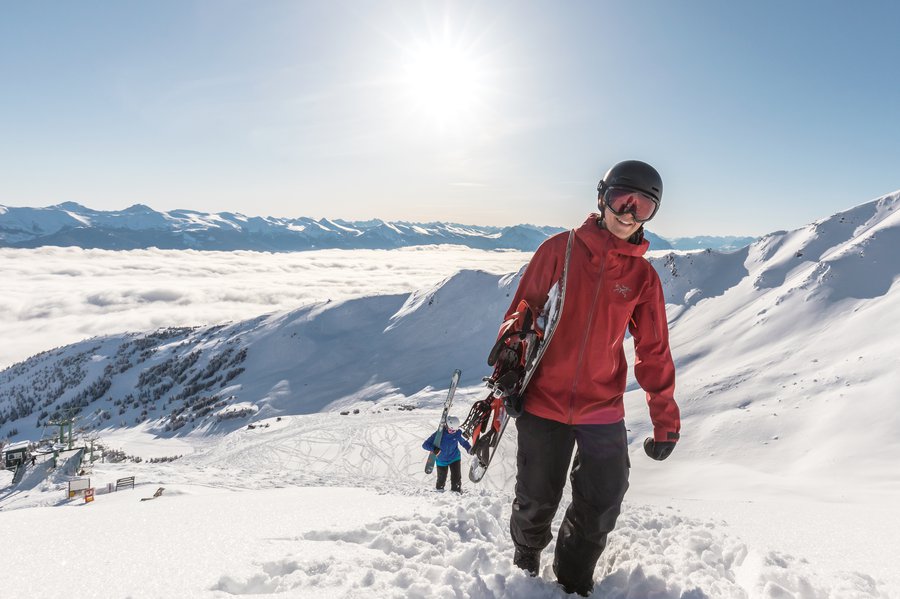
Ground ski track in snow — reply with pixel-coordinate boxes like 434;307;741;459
210;411;893;599
3;407;887;599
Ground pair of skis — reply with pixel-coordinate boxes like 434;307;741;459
424;369;462;475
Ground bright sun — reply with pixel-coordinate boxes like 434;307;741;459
400;38;490;132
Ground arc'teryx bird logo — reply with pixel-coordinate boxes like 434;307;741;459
613;283;631;297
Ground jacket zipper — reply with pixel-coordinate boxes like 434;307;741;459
568;236;608;423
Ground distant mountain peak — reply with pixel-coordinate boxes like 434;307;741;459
54;201;90;211
122;203;156;213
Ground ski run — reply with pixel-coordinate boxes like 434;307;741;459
1;400;894;598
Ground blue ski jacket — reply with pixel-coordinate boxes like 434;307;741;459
422;428;471;467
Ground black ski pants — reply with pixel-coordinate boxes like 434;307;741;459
436;460;462;492
510;411;629;589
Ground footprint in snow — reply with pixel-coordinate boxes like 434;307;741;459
209;499;890;598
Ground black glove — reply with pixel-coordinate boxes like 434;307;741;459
432;447;441;456
643;437;675;461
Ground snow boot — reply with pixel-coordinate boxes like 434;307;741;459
553;559;594;597
513;544;541;576
556;578;593;597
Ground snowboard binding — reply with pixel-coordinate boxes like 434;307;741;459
461;299;545;453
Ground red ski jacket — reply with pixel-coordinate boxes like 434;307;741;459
504;215;680;442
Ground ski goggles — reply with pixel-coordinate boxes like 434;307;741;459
600;186;660;223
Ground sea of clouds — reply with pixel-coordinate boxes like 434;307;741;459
0;246;532;369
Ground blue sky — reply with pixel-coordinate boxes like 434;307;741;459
1;1;898;237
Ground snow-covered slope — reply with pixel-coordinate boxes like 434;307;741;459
2;191;899;597
3;193;897;473
0;268;519;442
647;191;900;500
0;407;894;597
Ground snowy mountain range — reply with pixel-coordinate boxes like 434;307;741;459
2;190;900;596
2;190;898;472
0;202;752;252
0;202;570;251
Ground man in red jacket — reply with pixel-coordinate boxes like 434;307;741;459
507;160;680;596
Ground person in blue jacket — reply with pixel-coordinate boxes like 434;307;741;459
422;416;471;493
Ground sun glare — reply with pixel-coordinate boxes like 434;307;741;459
400;38;490;132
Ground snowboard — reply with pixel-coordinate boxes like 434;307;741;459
424;369;462;475
467;230;574;483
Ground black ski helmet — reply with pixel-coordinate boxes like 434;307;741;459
597;160;663;204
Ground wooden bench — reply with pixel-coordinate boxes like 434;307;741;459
115;476;135;491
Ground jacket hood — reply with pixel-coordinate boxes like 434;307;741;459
575;214;649;263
